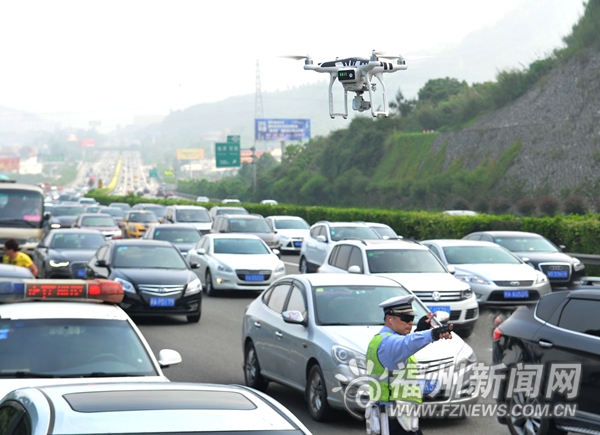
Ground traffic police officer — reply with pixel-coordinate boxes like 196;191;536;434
366;295;453;435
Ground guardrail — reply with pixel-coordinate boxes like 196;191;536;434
568;253;600;266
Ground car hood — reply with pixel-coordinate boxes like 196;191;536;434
453;263;537;279
48;249;99;262
114;268;196;285
322;325;464;361
510;251;576;265
81;226;120;232
0;376;169;400
213;254;281;269
173;242;195;253
379;273;470;291
50;216;77;226
178;222;212;231
276;229;309;238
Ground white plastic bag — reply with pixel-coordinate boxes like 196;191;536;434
365;403;381;435
396;401;419;432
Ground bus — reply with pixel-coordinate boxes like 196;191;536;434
0;181;45;256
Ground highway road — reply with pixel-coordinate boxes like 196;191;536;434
137;253;513;435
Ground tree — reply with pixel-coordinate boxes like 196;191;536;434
389;88;416;117
418;77;468;105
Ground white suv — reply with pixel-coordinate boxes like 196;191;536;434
317;239;479;337
299;221;380;274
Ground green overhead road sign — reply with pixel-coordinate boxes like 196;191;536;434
227;135;240;144
215;142;240;168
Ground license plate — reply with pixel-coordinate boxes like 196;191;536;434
418;379;439;394
245;274;264;282
427;305;450;314
76;269;86;278
504;290;529;299
150;297;175;307
547;270;568;278
294;241;302;247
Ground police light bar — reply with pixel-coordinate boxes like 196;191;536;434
0;279;124;304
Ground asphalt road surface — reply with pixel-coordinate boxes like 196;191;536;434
137;253;515;435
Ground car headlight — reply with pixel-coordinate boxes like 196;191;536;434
573;258;585;271
185;278;202;295
114;277;136;294
217;263;233;273
460;287;473;299
26;237;41;244
535;271;549;284
455;274;491;285
50;223;61;229
275;262;285;273
332;344;367;370
49;260;69;268
456;343;477;367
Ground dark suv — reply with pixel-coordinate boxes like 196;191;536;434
211;214;280;250
493;289;600;435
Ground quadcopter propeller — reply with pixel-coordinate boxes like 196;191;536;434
373;50;432;61
279;54;313;65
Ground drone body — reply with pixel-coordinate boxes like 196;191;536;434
301;50;407;118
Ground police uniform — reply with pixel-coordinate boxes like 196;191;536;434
366;295;446;435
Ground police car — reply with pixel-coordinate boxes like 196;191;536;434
0;278;182;399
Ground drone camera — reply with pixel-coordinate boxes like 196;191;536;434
352;95;371;112
338;68;359;83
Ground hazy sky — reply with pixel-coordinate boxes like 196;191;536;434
0;0;585;132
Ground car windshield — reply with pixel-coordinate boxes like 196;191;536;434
175;208;210;222
50;233;106;250
153;228;201;243
114;245;187;269
330;226;380;242
443;246;522;264
0;318;157;377
128;212;158;223
216;208;248;215
143;206;165;218
213;238;269;255
492;236;558;253
274;218;309;230
367;249;447;273
100;208;124;217
312;285;427;326
371;226;398;239
81;216;116;227
53;206;85;216
229;218;271;233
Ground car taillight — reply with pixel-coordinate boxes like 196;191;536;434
493;327;502;340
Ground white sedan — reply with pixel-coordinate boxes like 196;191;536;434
187;233;285;296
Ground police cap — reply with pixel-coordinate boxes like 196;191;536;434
379;295;417;316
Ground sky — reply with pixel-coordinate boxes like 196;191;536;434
0;0;586;133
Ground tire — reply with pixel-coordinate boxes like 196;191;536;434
186;309;201;323
299;256;310;274
305;364;332;421
205;270;217;296
456;324;475;339
244;342;268;391
506;392;567;435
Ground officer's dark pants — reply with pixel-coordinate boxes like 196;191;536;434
388;418;423;435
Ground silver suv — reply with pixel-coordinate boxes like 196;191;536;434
317;239;479;337
299;221;380;274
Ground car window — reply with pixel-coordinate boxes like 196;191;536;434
81;216;116;227
425;244;443;259
312;285;418;326
175;208;210;223
330;226;379;242
152;228;201;243
493;236;558;253
463;234;481;241
286;285;307;317
52;206;85;216
333;245;352;269
536;292;568;322
274;218;309;230
114;245;186;269
367;249;447;273
96;245;109;262
348;247;363;271
0;402;30;435
310;226;321;238
266;283;291;313
442;246;521;264
51;233;105;250
371;226;398;239
0;318;157;376
128;212;158;223
557;299;600;337
212;238;269;255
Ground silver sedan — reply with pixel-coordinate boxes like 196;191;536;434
186;233;285;296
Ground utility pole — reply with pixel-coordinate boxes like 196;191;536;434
253;60;264;191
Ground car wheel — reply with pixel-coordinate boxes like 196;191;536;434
506;392;567;435
306;364;332;421
186;309;201;323
456;324;474;339
244;342;268;391
299;256;310;274
205;270;217;296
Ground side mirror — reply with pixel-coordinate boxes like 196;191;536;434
272;248;280;256
196;248;206;255
157;349;182;368
190;262;200;269
316;235;327;243
446;265;456;274
434;311;450;324
282;310;305;325
348;265;362;274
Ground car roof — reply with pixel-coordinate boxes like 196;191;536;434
0;300;131;321
288;272;402;287
0;263;35;278
45;228;106;235
422;239;499;248
7;382;309;434
151;223;200;229
204;233;264;240
566;289;600;301
333;238;426;250
313;221;371;227
167;205;207;209
221;214;264;220
106;239;174;247
266;215;306;220
471;230;543;238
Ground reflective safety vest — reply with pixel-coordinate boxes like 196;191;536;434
366;332;422;404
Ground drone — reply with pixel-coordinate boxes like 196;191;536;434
288;50;407;119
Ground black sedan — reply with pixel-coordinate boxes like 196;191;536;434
46;203;86;231
141;223;201;259
492;289;600;435
463;230;585;287
86;239;202;323
33;229;107;278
